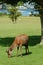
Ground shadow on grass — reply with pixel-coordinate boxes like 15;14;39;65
0;36;41;47
29;36;41;46
11;52;32;58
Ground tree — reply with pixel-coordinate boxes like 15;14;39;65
39;8;43;45
29;0;43;45
9;7;21;23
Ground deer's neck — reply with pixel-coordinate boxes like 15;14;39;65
10;41;16;50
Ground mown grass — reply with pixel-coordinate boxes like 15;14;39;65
0;16;41;37
0;45;43;65
0;16;43;65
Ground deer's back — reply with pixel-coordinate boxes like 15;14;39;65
14;34;29;45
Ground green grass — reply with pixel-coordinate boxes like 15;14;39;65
0;16;43;65
0;16;41;37
0;45;43;65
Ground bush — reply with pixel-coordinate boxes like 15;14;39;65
34;14;40;16
0;12;8;16
0;13;4;16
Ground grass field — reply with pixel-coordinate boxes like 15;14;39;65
0;16;41;37
0;16;43;65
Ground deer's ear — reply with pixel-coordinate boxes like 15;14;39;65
10;48;12;51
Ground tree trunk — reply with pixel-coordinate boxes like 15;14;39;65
39;10;43;45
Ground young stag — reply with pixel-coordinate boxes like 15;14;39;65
6;34;29;57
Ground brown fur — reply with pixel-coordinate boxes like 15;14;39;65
6;34;29;57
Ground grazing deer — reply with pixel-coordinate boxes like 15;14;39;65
6;34;29;57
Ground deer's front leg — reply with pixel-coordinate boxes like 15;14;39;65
20;45;22;56
16;45;19;56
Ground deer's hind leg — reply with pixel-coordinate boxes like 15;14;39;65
25;44;29;54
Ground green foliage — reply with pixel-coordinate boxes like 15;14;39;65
0;12;8;16
34;4;41;11
9;7;21;23
0;0;43;7
17;1;24;6
34;14;40;16
0;13;3;16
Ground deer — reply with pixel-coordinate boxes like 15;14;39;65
6;34;29;57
